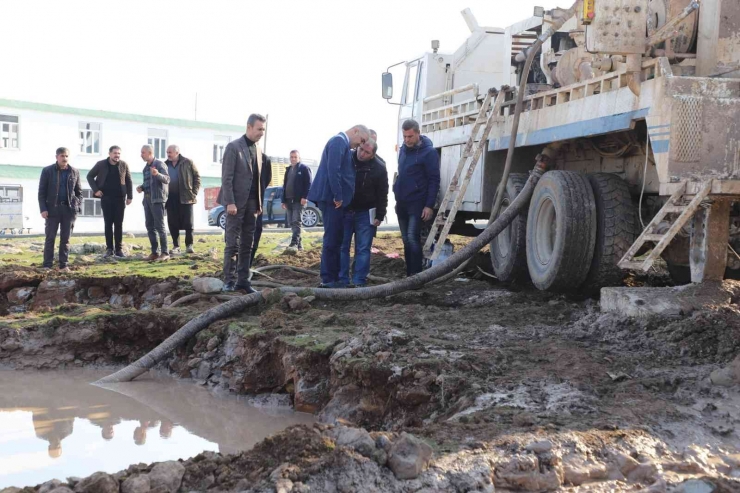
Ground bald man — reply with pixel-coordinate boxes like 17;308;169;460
165;145;201;254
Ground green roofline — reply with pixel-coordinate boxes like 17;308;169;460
0;98;244;133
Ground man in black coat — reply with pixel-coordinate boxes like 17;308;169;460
280;150;312;249
217;113;266;293
38;147;82;271
86;145;133;257
339;140;389;287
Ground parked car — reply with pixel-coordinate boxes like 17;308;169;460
208;186;323;229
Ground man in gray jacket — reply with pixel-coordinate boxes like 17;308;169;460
136;144;170;261
164;145;200;254
217;113;266;293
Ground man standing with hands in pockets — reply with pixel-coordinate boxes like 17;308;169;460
217;114;266;294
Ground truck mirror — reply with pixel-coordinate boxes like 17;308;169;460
382;72;393;100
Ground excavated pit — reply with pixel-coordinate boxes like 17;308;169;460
2;247;740;491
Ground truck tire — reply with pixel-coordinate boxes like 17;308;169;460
582;173;638;292
490;173;530;282
526;171;597;291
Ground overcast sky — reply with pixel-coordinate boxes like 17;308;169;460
1;0;563;168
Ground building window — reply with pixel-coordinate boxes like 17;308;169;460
79;122;101;155
213;135;230;163
147;128;167;159
80;189;103;217
0;115;19;149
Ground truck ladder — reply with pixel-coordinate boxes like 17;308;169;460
618;180;713;272
423;88;507;260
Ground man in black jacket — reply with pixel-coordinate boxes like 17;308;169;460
38;147;83;271
86;145;133;257
250;154;272;269
339;141;388;287
281;150;312;249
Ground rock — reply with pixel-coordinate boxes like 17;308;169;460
674;479;716;493
48;488;75;493
494;454;562;491
110;293;135;308
87;286;107;299
330;426;377;459
187;357;203;369
0;488;22;493
142;282;175;301
32;280;77;309
288;296;311;311
601;283;731;318
121;474;150;493
69;243;106;255
387;432;433;480
0;270;41;291
74;472;118;493
198;238;207;243
282;247;298;256
526;440;553;454
148;461;185;493
0;339;21;351
7;286;35;304
38;479;63;493
192;277;223;294
206;336;220;351
710;355;740;387
132;244;143;251
196;361;212;380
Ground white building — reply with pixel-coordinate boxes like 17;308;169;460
0;98;248;234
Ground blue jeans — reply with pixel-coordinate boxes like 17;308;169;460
339;209;376;286
317;201;346;286
396;201;424;276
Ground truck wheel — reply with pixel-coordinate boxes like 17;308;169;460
490;173;530;282
582;173;638;292
526;171;597;291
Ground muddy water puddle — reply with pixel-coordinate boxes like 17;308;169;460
0;370;314;488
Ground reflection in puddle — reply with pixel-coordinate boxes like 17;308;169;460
0;370;315;488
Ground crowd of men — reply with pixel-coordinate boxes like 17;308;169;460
37;115;441;291
38;144;201;270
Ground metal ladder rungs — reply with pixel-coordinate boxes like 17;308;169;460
643;234;666;242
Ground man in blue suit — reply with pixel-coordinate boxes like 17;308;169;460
308;125;371;287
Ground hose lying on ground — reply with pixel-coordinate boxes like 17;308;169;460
96;4;578;385
96;162;551;384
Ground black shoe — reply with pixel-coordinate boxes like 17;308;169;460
297;243;304;251
234;283;257;294
104;248;114;258
115;250;126;258
222;282;235;292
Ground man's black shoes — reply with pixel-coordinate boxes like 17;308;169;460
222;282;235;292
234;283;257;294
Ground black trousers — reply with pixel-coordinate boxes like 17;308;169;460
101;196;125;251
166;199;194;248
43;205;76;268
251;214;264;265
223;199;258;286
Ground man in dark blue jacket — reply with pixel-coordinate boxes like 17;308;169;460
281;150;312;249
393;119;441;276
308;125;371;287
38;147;82;271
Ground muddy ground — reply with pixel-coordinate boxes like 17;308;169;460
1;232;740;492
